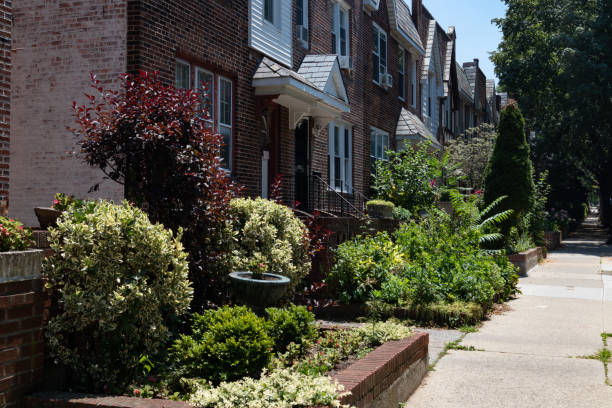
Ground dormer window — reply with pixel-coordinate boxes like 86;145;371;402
331;2;349;57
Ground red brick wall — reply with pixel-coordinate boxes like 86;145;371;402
9;0;126;226
0;278;48;408
0;0;10;214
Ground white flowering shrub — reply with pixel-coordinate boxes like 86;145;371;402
44;200;193;391
188;367;351;408
229;198;310;293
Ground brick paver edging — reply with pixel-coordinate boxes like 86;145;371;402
23;332;429;408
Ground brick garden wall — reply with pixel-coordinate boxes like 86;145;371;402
0;0;10;214
9;0;126;226
0;278;48;408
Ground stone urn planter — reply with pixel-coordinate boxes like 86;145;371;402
0;249;44;283
34;207;62;230
366;201;394;219
229;271;290;308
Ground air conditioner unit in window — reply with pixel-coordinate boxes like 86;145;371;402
363;0;381;13
296;25;309;43
339;56;353;72
381;73;393;89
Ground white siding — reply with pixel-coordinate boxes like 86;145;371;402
249;0;293;67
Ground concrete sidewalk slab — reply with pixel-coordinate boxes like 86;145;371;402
406;351;612;408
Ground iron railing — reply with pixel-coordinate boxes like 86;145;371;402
307;172;368;218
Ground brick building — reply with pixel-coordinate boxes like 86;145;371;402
0;0;10;215
6;0;498;223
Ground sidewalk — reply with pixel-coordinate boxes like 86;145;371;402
405;216;612;407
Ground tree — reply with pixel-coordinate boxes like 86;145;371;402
491;0;612;228
72;71;239;308
446;124;497;190
484;104;535;227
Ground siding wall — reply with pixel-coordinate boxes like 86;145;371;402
249;0;293;67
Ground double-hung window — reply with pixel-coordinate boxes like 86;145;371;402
398;47;406;101
370;127;389;175
331;2;349;57
176;60;233;171
328;122;352;192
372;23;387;84
410;58;417;107
296;0;308;47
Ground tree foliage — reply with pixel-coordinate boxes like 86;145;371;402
484;104;535;226
491;0;612;226
445;124;498;190
72;71;239;308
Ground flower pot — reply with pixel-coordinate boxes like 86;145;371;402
34;207;62;230
229;271;290;308
367;204;393;219
0;249;44;283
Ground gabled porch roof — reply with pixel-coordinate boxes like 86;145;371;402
253;56;350;130
396;108;442;150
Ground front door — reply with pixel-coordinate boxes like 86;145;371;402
295;120;309;210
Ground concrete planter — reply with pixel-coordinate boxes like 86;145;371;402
34;207;62;229
544;231;562;250
367;203;394;219
508;248;539;277
0;249;44;283
229;271;290;308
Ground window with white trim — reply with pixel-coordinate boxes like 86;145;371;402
398;47;406;101
264;0;275;24
328;122;352;192
372;23;387;84
331;2;349;57
370;127;389;175
411;58;417;107
296;0;308;47
175;60;233;171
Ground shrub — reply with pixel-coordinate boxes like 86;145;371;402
230;198;310;294
73;72;239;308
265;305;318;353
392;206;412;222
52;192;84;212
188;367;349;408
446;124;497;190
484;105;535;229
0;217;32;251
44;200;192;391
372;142;438;213
170;306;273;383
366;199;395;208
326;232;405;304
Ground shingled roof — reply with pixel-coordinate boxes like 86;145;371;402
456;62;473;101
421;19;437;81
442;27;454;97
391;0;424;54
396;108;441;148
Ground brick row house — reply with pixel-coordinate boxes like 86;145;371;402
6;0;501;223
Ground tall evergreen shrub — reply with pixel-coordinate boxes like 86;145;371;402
484;104;535;227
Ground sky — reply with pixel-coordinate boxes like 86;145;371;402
414;0;508;83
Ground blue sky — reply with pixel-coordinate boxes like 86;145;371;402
414;0;508;83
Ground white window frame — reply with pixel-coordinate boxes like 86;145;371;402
175;60;233;171
218;76;233;171
263;0;277;26
328;121;352;193
411;58;417;108
296;0;309;48
331;1;350;57
175;59;191;90
372;23;387;85
398;47;406;101
370;126;390;165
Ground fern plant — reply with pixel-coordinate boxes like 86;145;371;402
449;190;513;252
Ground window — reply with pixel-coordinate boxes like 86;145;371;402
372;23;387;84
331;2;349;57
296;0;308;47
264;0;274;24
427;74;433;116
175;60;190;90
370;127;389;175
328;122;352;192
296;0;305;25
176;60;233;171
398;47;406;101
411;59;417;107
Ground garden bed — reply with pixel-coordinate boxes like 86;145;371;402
24;333;429;408
508;247;539;276
544;231;562;250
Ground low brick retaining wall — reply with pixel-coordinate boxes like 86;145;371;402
23;333;429;408
508;248;539;277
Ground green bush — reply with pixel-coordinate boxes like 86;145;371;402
372;142;438;213
326;232;406;304
170;306;273;383
392;206;412;222
230;198;310;294
484;105;535;230
44;200;192;390
0;217;32;251
265;305;318;353
366;199;395;208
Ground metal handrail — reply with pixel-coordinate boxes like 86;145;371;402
311;173;364;217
